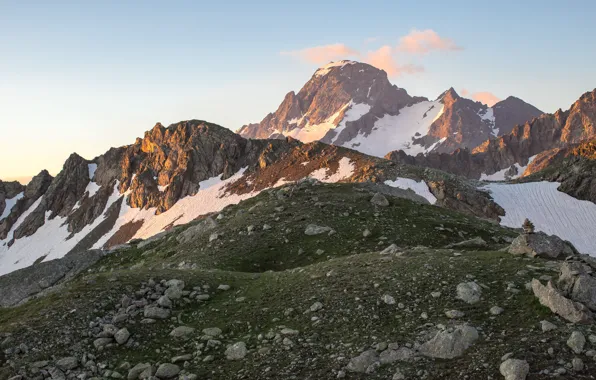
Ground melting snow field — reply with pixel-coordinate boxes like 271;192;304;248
0;183;122;276
1;192;24;220
484;181;596;255
340;100;445;157
384;178;437;204
309;157;355;183
480;155;537;181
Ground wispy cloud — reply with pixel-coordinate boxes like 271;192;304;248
281;29;461;78
280;43;359;64
397;29;463;55
365;46;424;77
472;92;500;106
461;88;500;106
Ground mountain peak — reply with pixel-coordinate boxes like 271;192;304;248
438;87;460;103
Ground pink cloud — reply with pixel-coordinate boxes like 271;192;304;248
472;92;501;106
460;88;470;97
364;45;424;77
280;43;359;64
397;29;463;55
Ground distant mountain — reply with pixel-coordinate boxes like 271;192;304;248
239;60;543;157
386;89;596;181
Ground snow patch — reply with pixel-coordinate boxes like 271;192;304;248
483;181;596;255
1;192;24;221
315;60;356;77
478;107;497;136
480;155;538;181
309;157;355;183
340;100;445;157
284;103;351;143
330;102;371;144
384;178;437;204
0;183;122;276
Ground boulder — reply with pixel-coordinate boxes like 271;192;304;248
499;358;529;380
370;193;389;207
567;331;586;354
346;350;379;373
456;282;482;304
558;261;596;311
55;357;78;371
170;326;196;338
531;279;593;324
225;342;247;360
304;224;333;236
155;363;180;379
143;305;171;320
418;325;479;359
508;232;575;259
127;363;152;380
114;328;131;345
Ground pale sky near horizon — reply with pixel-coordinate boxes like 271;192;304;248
1;0;596;182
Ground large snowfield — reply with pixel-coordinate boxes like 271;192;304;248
484;181;596;255
338;100;445;157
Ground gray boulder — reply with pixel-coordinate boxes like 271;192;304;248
304;224;333;236
500;358;529;380
508;232;575;259
558;261;596;311
127;363;152;380
155;363;180;379
114;328;130;345
346;350;379;373
418;325;479;359
456;282;482;304
567;331;586;354
143;305;171;320
531;279;592;324
225;342;247;360
55;357;78;371
370;193;389;207
170;326;196;338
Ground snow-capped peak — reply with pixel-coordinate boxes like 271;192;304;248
315;60;357;77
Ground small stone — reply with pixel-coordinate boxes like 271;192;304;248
346;350;379;373
170;326;196;338
310;301;323;312
370;193;389;207
143;305;170;319
155;363;180;379
382;294;396;305
572;357;584;371
490;306;504;315
93;337;113;349
114;328;130;345
217;284;231;291
363;229;372;237
225;342;248;360
567;331;586;354
202;327;222;337
171;354;192;364
157;295;172;308
127;363;152;380
456;282;482;304
540;320;557;332
56;357;78;371
445;310;465;319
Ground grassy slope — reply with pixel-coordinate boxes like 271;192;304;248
1;183;594;380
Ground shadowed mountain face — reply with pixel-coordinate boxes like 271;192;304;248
239;61;543;158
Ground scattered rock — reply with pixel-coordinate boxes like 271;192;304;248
381;294;396;305
55;357;78;371
170;326;196;338
445;310;465;319
531;279;593;323
127;363;152;380
202;327;222;337
490;306;504;315
418;325;479;359
114;328;130;345
346;350;379;373
370;193;389;207
499;358;529;380
155;363;180;379
380;244;400;255
144;305;171;320
304;224;333;236
225;342;248;360
540;320;557;332
456;282;482;304
567;331;586;354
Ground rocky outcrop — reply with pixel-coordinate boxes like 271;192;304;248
0;170;53;240
531;279;593;324
0;249;104;307
418;325;479;359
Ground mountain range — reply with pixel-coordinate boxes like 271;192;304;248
1;60;596;277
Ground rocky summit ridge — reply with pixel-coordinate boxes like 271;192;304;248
239;61;543;158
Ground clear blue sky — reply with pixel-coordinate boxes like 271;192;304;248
1;0;595;181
